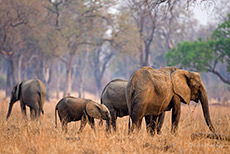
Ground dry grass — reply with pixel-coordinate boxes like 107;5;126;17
0;98;229;154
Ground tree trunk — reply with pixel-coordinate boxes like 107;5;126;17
18;55;23;82
65;54;74;96
95;78;101;98
56;62;61;99
5;55;16;96
36;60;52;101
139;43;144;67
125;56;130;79
43;66;52;101
78;50;89;98
143;46;150;66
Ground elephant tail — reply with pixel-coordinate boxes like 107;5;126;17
38;92;44;115
55;105;58;128
128;116;131;133
126;73;135;132
99;94;104;127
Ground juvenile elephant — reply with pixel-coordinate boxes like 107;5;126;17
126;66;215;134
55;96;111;133
6;79;46;120
101;79;165;134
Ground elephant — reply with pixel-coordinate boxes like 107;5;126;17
126;66;215;135
55;96;111;133
6;79;46;120
100;79;129;131
100;79;165;134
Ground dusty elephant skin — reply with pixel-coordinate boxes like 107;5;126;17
6;79;46;120
100;78;165;134
126;66;215;134
55;96;111;133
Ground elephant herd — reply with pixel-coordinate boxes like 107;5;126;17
6;66;216;135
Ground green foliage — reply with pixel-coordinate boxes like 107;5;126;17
165;13;230;73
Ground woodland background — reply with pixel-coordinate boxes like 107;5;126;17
0;1;230;153
0;0;230;103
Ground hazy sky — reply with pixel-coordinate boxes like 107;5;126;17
192;0;217;26
194;7;209;25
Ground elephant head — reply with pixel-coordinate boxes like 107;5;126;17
6;82;21;120
86;102;111;131
171;70;215;133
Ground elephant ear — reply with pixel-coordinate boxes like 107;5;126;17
86;102;102;119
171;70;191;104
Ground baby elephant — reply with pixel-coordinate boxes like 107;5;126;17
55;96;111;133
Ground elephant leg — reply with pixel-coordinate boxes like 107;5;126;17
131;116;143;133
61;121;68;133
34;108;38;118
78;114;87;133
130;119;138;133
145;115;159;135
88;117;96;133
130;119;137;133
130;105;144;133
136;117;143;131
34;105;41;118
30;107;35;119
171;95;181;134
110;110;117;131
157;112;165;135
20;101;27;119
145;115;152;132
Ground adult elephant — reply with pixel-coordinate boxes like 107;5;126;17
126;66;215;134
55;96;111;133
6;79;46;120
101;67;177;134
101;79;165;134
100;79;129;131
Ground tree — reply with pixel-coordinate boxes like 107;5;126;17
122;0;160;67
128;0;207;10
0;0;41;96
90;43;115;96
165;14;230;85
149;0;199;67
44;0;115;96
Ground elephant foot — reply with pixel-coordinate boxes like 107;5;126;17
157;130;162;135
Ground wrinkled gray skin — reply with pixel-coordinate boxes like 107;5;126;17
126;66;215;134
100;79;165;134
55;96;111;133
6;79;46;120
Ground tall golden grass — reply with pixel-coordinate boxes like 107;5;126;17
0;97;229;154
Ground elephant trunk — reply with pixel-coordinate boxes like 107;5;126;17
199;87;215;133
105;113;112;133
6;101;14;120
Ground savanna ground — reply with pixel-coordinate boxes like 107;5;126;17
0;91;229;154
